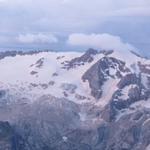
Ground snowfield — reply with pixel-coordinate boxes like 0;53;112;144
0;49;149;107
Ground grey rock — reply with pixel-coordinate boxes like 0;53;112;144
63;48;98;69
117;73;140;89
0;50;51;60
82;57;130;99
61;83;77;94
0;121;12;148
0;96;150;150
0;121;22;150
105;109;150;150
99;50;114;56
0;90;6;99
82;58;104;99
128;86;141;101
138;62;150;74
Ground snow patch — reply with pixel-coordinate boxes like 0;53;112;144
97;78;119;107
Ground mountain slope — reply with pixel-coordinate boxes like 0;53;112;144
0;49;150;150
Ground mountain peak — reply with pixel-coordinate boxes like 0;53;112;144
0;49;150;150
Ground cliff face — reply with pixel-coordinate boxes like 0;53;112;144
0;49;149;150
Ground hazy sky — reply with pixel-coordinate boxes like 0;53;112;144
0;0;150;56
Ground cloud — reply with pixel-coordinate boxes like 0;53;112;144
17;33;58;44
67;33;135;51
0;0;149;54
112;7;150;16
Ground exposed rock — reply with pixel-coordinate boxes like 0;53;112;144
95;124;109;150
0;121;22;150
63;91;68;97
0;121;12;150
128;86;141;101
105;109;150;150
138;62;150;74
0;95;150;150
63;48;98;69
117;73;141;89
82;58;104;99
0;89;9;107
0;50;51;61
0;90;6;99
30;71;38;75
148;77;150;88
40;83;49;89
75;94;86;100
102;83;148;121
99;50;114;56
82;57;130;99
30;83;38;87
12;96;81;150
61;83;77;94
31;57;44;68
56;56;65;60
49;81;55;86
52;72;58;76
1;98;149;150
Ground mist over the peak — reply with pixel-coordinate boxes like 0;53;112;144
0;0;149;57
67;33;136;52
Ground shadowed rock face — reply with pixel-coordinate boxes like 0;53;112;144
82;58;104;99
62;48;98;69
0;90;6;99
0;121;21;150
82;56;130;99
105;109;150;150
128;86;141;100
0;50;51;60
99;50;114;56
138;62;150;74
0;97;150;150
117;74;141;89
71;48;98;63
107;77;148;121
0;121;15;150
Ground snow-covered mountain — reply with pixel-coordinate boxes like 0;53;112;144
0;49;150;150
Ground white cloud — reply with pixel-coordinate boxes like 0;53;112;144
67;33;135;51
17;33;58;44
0;0;150;34
0;0;149;53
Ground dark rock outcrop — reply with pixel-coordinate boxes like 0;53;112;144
82;57;130;99
128;86;141;101
117;73;141;89
82;58;104;99
0;121;23;150
0;121;13;150
0;50;52;61
62;48;98;69
0;90;6;99
105;109;150;150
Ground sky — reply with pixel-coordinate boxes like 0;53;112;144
0;0;150;56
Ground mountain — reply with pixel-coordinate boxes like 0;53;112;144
0;49;150;150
